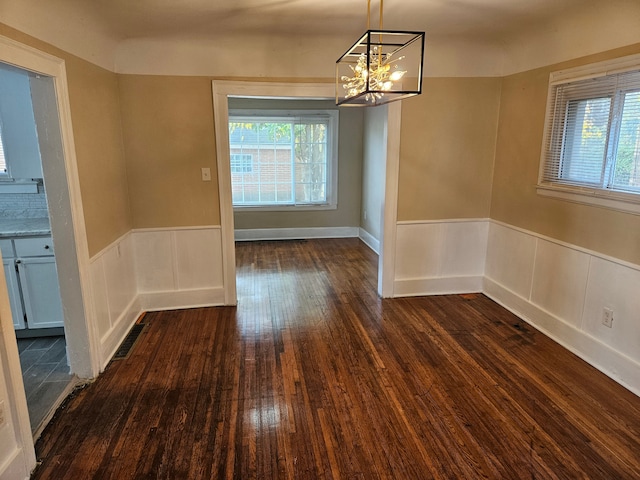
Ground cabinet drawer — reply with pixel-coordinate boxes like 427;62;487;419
0;239;14;259
14;236;54;257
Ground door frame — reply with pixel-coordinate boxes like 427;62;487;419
211;80;400;302
0;34;99;474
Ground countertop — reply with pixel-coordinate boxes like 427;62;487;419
0;218;51;238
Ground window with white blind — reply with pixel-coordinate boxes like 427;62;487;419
228;110;338;209
538;54;640;213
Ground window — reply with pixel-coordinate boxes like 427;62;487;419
539;54;640;213
230;153;253;174
228;110;338;208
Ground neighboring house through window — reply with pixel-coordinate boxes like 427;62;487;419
230;153;253;174
228;110;338;209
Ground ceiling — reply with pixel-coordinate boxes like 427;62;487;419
84;0;592;41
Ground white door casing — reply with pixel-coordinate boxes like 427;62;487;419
0;34;99;476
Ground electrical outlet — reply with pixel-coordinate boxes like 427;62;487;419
201;167;211;181
0;400;5;427
602;307;614;328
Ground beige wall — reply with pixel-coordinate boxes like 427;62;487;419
117;75;220;229
491;43;640;265
66;60;131;256
0;23;132;257
397;77;502;221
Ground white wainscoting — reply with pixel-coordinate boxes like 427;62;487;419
89;232;140;369
394;220;489;296
132;226;225;311
88;226;225;369
484;221;640;397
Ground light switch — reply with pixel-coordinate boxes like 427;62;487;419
201;167;211;181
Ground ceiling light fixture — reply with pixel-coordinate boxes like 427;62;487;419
336;0;425;107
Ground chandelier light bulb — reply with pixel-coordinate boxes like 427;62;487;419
389;70;406;82
341;50;408;103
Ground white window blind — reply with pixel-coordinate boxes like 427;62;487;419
540;69;640;194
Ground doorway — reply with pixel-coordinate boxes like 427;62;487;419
0;61;76;436
0;34;99;477
211;81;401;302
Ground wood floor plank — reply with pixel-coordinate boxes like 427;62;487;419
32;238;640;479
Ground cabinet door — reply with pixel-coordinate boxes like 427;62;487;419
16;257;64;329
14;236;55;256
3;258;25;329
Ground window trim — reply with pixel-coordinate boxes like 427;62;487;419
537;52;640;215
228;108;339;211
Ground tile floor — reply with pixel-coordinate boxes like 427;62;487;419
17;336;73;434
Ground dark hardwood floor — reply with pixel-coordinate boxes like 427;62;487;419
32;238;640;479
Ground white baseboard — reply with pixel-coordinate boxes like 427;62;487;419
394;275;484;297
234;226;359;241
484;277;640;397
138;287;226;312
99;296;143;369
358;228;380;254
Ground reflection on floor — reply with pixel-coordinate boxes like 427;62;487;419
17;336;73;434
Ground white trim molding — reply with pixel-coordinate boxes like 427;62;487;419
235;226;358;242
537;185;640;216
138;288;225;312
358;228;380;254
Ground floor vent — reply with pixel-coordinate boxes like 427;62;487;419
112;323;146;360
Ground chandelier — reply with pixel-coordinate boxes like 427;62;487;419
336;0;425;106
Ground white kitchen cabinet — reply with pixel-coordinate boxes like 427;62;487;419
0;238;24;329
16;256;64;329
14;236;55;256
3;257;25;329
0;235;64;332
